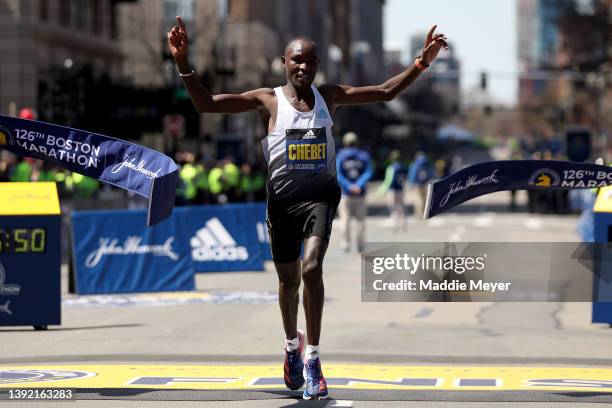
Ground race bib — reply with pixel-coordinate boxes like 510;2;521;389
285;128;327;173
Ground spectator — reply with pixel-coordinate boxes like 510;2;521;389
336;132;373;252
408;152;435;219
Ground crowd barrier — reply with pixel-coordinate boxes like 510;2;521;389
71;203;272;294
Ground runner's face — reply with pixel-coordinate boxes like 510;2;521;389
283;42;319;88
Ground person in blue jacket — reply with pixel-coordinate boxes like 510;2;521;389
336;132;373;252
408;151;436;219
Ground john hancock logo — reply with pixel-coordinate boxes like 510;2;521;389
529;168;560;188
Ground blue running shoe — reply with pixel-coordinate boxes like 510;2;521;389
283;330;305;390
302;357;328;400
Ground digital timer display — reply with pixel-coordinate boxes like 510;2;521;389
0;228;46;253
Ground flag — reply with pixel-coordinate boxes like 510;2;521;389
0;115;178;226
425;160;612;218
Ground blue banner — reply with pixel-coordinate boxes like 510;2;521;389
187;204;265;272
71;204;268;293
71;209;195;294
0;115;178;226
425;160;612;218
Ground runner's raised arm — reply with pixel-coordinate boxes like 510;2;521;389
167;16;272;114
321;25;449;109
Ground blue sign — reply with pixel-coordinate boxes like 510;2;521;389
71;209;194;294
0;115;178;226
71;204;269;293
425;160;612;218
0;215;61;326
187;204;265;272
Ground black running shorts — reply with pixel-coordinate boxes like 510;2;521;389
267;202;338;264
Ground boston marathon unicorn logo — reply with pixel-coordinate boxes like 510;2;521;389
529;168;560;188
0;125;13;146
0;369;95;384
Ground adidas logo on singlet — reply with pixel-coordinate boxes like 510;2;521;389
191;218;248;261
303;129;317;139
316;108;328;119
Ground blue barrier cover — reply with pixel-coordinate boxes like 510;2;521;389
426;160;612;218
71;205;267;293
72;209;194;294
0;115;178;226
186;204;265;272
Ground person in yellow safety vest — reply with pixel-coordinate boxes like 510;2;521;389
72;172;100;198
238;163;255;202
208;162;226;203
53;170;68;197
179;161;198;203
223;158;240;202
194;163;212;204
10;157;32;182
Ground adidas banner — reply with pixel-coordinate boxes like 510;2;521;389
71;204;267;294
0;115;178;226
187;204;265;272
425;160;612;218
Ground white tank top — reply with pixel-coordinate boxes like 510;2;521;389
261;85;337;203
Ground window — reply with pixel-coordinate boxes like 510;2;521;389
59;0;71;26
39;0;49;21
92;0;103;35
73;0;88;31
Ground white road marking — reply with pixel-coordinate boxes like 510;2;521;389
525;217;543;230
474;215;492;228
332;400;354;407
427;218;446;227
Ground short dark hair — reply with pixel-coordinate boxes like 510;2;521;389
284;36;318;56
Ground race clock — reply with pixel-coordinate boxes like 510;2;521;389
0;182;61;329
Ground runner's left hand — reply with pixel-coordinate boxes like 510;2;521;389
421;25;448;65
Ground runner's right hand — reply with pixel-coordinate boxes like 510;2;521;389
167;16;188;62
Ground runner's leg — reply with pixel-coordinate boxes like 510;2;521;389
302;235;328;346
275;260;301;339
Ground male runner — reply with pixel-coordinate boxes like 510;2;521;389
168;17;448;399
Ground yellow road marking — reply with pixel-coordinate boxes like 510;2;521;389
1;365;611;391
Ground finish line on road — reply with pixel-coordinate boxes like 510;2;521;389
0;364;611;392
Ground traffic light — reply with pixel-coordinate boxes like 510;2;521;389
480;72;487;90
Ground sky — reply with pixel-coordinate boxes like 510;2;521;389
384;0;518;106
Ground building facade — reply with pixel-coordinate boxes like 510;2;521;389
0;0;130;119
517;0;572;105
